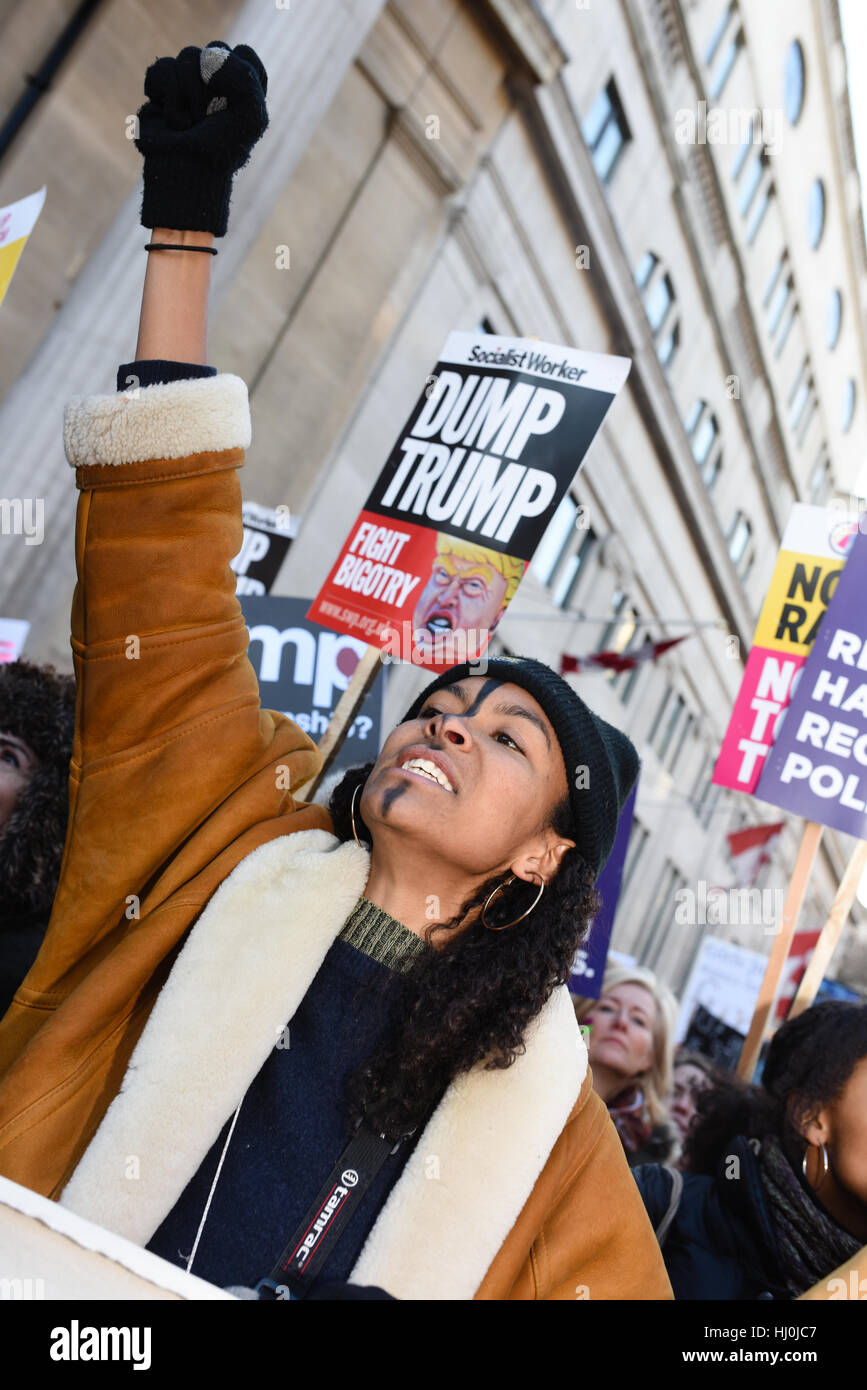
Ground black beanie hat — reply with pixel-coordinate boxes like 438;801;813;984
0;660;76;916
401;655;639;880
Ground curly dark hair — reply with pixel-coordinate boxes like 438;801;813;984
682;1001;867;1176
329;760;601;1139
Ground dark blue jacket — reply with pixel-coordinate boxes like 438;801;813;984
633;1136;790;1300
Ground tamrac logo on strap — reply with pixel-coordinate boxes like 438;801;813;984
289;1177;355;1269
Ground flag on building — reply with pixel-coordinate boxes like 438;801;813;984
725;821;784;885
560;634;686;676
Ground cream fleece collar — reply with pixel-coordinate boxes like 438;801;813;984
59;829;586;1299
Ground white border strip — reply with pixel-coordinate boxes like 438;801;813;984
0;1175;235;1300
438;330;632;394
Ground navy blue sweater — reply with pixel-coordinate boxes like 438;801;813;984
146;900;429;1291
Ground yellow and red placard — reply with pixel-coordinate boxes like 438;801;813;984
0;187;45;312
714;504;859;793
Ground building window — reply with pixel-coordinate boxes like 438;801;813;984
788;357;814;434
693;753;724;828
582;78;631;184
635;251;657;290
530;492;598;609
766;272;791;335
789;375;812;431
727;510;753;576
596;588;628;653
636;253;680;371
763;250;786;307
807;178;825;249
620;821;650;899
826;290;843;350
708;26;744;99
796;393;818;449
597;592;643;704
647;683;674;748
785;40;806;124
615;653;643;705
841;379;856;433
668;710;696;774
641;860;687;966
809;453;832;504
774;300;798;358
654;692;686;763
656;321;680;369
704;3;735;64
731;127;755;181
686;401;722;492
644;272;674;332
737;141;765;216
531;493;578;585
745;183;773;244
764;258;800;354
551;524;598;609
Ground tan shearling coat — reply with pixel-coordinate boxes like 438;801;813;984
0;374;672;1301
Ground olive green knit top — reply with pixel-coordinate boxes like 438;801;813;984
337;896;431;974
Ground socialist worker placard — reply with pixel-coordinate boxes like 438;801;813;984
308;332;631;672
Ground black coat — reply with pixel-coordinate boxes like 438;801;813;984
0;906;48;1022
633;1135;791;1300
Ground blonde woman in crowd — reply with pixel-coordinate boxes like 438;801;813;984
574;962;680;1167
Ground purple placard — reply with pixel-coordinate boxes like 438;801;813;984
755;526;867;838
570;782;638;999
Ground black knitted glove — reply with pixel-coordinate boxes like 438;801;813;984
135;40;268;237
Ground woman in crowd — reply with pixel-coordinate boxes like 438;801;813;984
573;962;680;1166
633;1001;867;1299
0;660;75;1019
669;1049;724;1150
0;41;672;1301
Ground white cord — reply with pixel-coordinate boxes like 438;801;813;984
184;1097;244;1275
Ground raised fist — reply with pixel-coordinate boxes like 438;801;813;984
135;41;269;237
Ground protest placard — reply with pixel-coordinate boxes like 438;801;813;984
0;618;29;663
754;526;867;838
240;595;384;775
570;783;637;997
682;1003;747;1072
713;503;859;793
308;332;631;672
231;502;297;596
675;935;768;1042
0;187;45;312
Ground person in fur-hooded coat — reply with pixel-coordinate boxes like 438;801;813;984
0;660;75;1020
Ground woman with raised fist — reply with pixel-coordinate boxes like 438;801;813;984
0;42;670;1303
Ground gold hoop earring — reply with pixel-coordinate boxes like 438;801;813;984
801;1141;829;1192
481;874;545;931
350;784;369;849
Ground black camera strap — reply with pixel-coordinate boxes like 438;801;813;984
256;1123;403;1299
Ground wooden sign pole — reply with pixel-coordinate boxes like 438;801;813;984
293;645;383;802
736;819;823;1080
788;838;867;1020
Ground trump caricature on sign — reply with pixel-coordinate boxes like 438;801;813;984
411;533;525;663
